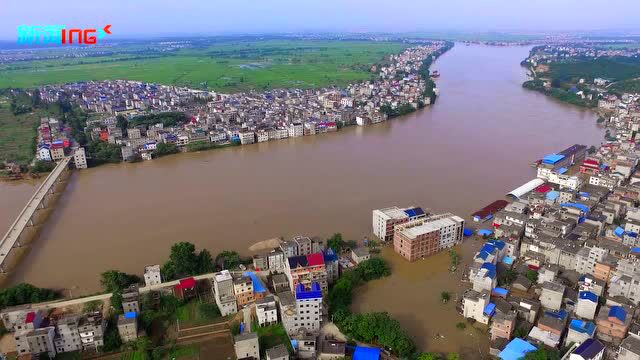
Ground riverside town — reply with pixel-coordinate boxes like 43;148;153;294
2;2;640;360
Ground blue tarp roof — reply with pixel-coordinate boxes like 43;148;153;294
480;244;498;254
463;228;474;237
502;256;514;265
542;154;565;164
243;272;267;293
557;167;568;174
561;203;589;213
353;346;381;360
546;191;560;201
477;229;493;236
579;291;598;303
615;227;625;237
487;240;506;250
323;248;338;262
632;248;640;253
476;251;490;261
481;262;497;279
569;319;596;335
124;312;136;319
499;338;537;360
492;287;509;296
628;232;638;238
484;303;496;316
609;306;627;322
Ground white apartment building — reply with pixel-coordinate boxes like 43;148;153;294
288;123;303;137
279;284;322;336
213;270;238;316
239;131;255;145
462;289;491;324
256;295;278;327
143;265;162;286
372;206;426;242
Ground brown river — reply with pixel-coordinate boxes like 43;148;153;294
1;44;603;355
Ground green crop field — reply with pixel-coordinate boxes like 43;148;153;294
0;40;408;92
0;96;40;165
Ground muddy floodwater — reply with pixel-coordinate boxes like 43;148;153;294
1;44;604;354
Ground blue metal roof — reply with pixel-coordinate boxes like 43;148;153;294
574;338;604;358
579;291;598;303
569;319;596;335
476;251;490;260
488;240;506;250
403;207;425;218
295;282;322;300
546;191;560;201
561;203;589;213
502;256;514;265
498;338;537;360
243;272;266;293
609;306;627;322
492;287;509;296
463;228;474;237
615;227;626;237
480;244;497;254
545;309;567;320
542;154;565;165
477;229;493;236
557;167;568;174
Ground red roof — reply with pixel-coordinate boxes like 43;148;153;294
584;159;599;166
25;312;35;324
534;184;552;193
175;277;196;290
306;252;325;267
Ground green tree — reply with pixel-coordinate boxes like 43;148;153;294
0;284;58;308
197;249;215;274
100;270;140;293
83;300;102;313
498;269;518;286
116;115;128;136
440;291;451;303
31;160;55;173
100;316;123;352
356;257;391;281
326;233;346;252
525;270;539;283
524;347;560;360
168;242;198;278
160;261;177;281
447;353;460;360
110;291;123;314
153;142;179;157
215;250;241;270
455;322;466;330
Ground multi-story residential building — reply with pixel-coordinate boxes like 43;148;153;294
596;305;632;344
285;252;328;293
576;291;598;320
540;281;565;311
565;319;596;347
117;313;138;342
213;270;238;316
393;213;464;262
619;335;640;360
470;262;497;292
279;283;323;336
462;289;491;325
233;275;255;307
267;344;290;360
372;206;426;242
122;285;140;314
272;273;290;293
234;332;259;360
569;338;605;360
288;123;303;137
490;312;516;341
239;131;255;145
143;265;162;286
54;314;82;353
78;313;106;351
50;143;65;161
323;249;339;284
256;295;278;327
73;147;87;169
608;274;640;304
16;326;56;358
267;250;286;272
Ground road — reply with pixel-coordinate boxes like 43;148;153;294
0;157;71;269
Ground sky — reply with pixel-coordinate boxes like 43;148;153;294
1;0;639;40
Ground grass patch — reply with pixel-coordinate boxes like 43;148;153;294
0;40;408;92
169;344;200;359
0;96;39;164
255;323;293;356
176;300;222;327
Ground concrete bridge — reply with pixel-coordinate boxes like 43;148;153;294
0;157;72;273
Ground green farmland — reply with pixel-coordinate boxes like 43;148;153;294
0;40;409;92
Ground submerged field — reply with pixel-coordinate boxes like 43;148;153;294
0;40;409;92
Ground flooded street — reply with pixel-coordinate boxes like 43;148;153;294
0;44;603;353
